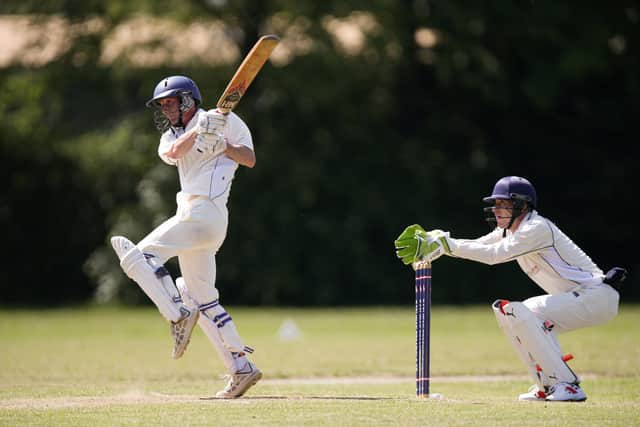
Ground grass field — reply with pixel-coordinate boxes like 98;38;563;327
1;304;639;426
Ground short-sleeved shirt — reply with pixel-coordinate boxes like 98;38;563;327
158;109;253;207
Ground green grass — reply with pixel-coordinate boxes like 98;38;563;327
1;305;639;426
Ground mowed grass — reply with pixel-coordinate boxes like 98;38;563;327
1;304;639;426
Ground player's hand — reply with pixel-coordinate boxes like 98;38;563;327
394;224;427;265
194;133;227;157
196;110;227;135
421;229;451;262
396;224;427;242
394;225;451;265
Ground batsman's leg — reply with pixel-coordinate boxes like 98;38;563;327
178;251;262;398
112;236;188;322
111;236;199;359
176;277;235;372
178;251;251;357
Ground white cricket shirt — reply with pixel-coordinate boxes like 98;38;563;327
158;109;253;207
446;211;605;295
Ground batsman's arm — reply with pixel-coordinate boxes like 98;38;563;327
222;114;255;167
162;128;198;160
225;143;255;168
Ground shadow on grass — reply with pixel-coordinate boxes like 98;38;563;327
200;395;402;401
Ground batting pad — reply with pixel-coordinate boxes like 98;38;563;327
198;300;246;354
492;300;543;387
176;277;235;372
492;300;578;388
112;236;184;322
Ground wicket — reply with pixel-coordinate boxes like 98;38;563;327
415;261;432;398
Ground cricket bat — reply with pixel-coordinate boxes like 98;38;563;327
216;34;280;114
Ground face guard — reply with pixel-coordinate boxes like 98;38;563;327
483;199;529;236
482;176;537;236
146;76;202;132
151;92;196;132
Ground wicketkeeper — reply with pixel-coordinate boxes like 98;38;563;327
111;75;261;398
394;176;626;402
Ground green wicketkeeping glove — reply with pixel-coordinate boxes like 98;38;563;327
394;225;451;266
394;224;427;265
396;224;427;241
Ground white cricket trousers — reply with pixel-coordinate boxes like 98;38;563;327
137;192;228;303
524;282;620;334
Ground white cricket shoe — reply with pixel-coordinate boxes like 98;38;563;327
518;385;548;401
170;307;199;359
546;382;587;402
215;362;263;399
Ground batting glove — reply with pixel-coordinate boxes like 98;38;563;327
196;110;227;135
194;133;227;157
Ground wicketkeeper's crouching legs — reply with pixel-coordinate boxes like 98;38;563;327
111;236;199;359
492;299;584;402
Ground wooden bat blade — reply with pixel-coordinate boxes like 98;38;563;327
216;34;280;113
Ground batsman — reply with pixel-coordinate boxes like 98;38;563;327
394;176;626;402
110;75;261;398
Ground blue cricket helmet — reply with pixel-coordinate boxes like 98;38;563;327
146;75;202;108
483;176;537;208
